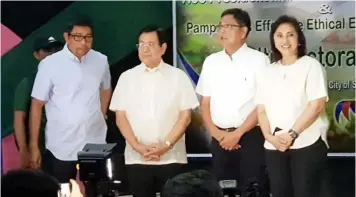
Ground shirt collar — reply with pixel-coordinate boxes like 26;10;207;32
223;43;248;60
62;43;89;63
140;60;167;75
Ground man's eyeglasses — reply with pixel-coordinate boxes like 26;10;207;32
69;33;93;43
136;42;160;49
216;24;244;31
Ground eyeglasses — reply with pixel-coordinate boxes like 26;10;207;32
136;42;160;49
216;24;244;31
69;33;93;43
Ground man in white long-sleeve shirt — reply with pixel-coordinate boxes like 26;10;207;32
109;25;199;197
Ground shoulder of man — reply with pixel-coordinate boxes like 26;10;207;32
199;51;225;72
18;71;39;89
245;46;271;71
27;70;40;89
43;50;63;62
89;49;108;61
204;50;224;62
118;64;142;79
245;46;269;59
163;63;188;77
15;77;31;91
37;51;63;71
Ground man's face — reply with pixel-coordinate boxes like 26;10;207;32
217;15;247;48
137;32;167;66
33;49;54;61
64;25;93;58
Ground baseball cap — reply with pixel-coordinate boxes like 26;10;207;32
33;36;64;51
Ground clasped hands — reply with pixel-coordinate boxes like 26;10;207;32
133;142;171;161
266;129;294;152
214;128;243;151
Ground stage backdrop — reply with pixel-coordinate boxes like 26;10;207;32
176;1;355;154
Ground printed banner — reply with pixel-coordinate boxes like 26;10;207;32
176;1;355;154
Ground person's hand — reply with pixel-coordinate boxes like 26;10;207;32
278;132;294;147
133;142;150;155
19;149;30;169
144;142;171;160
219;130;242;151
29;145;41;169
133;143;160;161
69;179;83;197
266;134;290;152
212;128;227;142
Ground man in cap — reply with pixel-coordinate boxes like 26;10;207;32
13;36;64;169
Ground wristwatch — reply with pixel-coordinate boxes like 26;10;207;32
165;140;173;149
288;129;298;139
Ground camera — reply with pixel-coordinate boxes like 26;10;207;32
77;143;121;197
219;180;238;197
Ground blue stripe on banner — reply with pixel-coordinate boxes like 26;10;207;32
178;50;200;85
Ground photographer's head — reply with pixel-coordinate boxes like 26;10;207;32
137;25;167;68
2;169;83;197
270;15;306;63
217;8;251;52
162;170;223;197
2;169;60;197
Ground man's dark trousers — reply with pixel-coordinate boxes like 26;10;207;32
211;126;266;195
41;149;77;183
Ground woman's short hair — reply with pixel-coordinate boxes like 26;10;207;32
269;15;307;62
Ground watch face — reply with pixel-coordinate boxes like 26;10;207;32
290;131;297;139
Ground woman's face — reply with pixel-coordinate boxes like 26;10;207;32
273;23;299;57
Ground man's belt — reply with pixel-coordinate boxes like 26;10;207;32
216;126;237;132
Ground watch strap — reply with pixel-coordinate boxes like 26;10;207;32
288;129;298;139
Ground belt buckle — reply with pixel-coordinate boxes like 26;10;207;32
225;128;236;132
216;125;236;132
